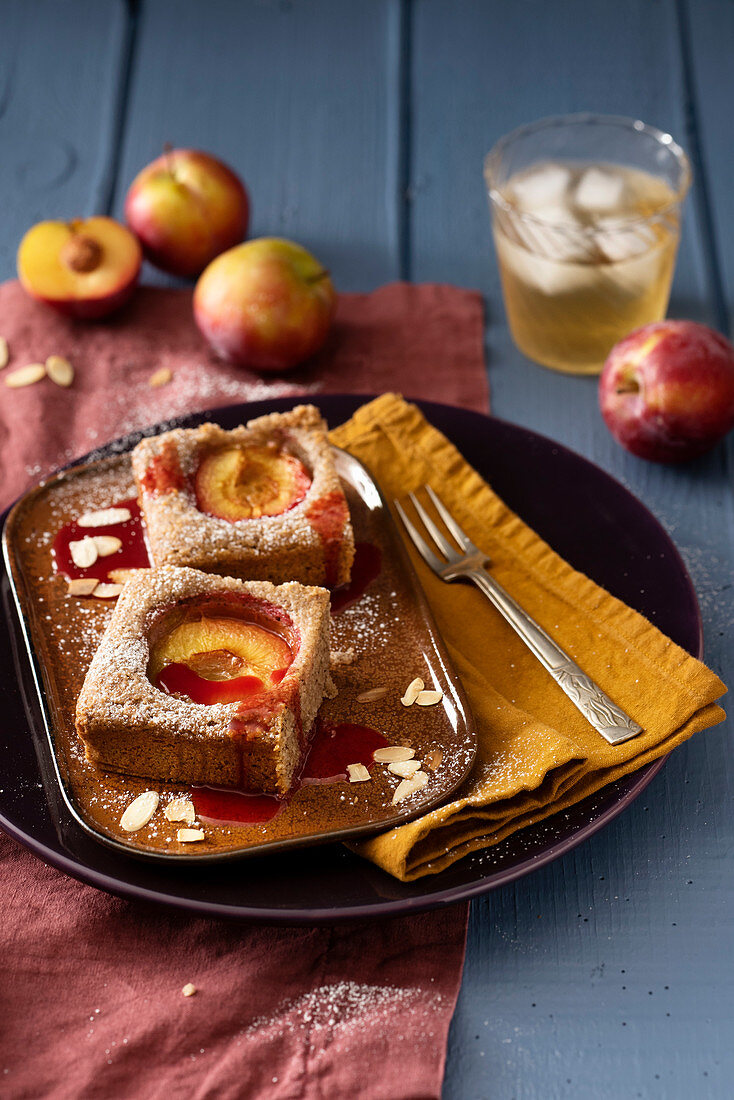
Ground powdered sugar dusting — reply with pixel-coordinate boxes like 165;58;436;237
24;362;321;484
243;980;443;1041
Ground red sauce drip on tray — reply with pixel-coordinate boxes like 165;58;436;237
306;490;350;588
192;786;282;825
301;719;389;784
141;442;186;494
189;720;389;825
52;497;150;583
330;541;382;613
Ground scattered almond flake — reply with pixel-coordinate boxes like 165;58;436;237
0;337;9;369
149;367;173;388
416;689;443;706
388;759;421;778
330;647;355;668
108;567;147;584
373;745;415;763
120;790;159;832
400;677;424;707
45;355;74;387
93;535;122;557
346;763;371;783
423;748;444;772
391;770;429;804
92;583;123;599
356;687;388;703
69;536;98;569
67;577;99;596
182;983;197;998
4;362;46;388
77;506;131;527
164;798;196;824
177;828;205;843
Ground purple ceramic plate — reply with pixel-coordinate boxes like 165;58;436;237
0;396;701;922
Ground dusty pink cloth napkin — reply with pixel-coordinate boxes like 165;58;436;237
0;278;487;1099
0;279;488;503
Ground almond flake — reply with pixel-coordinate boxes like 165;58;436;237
93;535;122;557
120;790;159;832
391;770;429;805
4;363;46;388
69;537;98;569
108;567;146;584
373;745;415;763
423;748;444;772
45;355;74;387
356;687;388;703
93;583;123;599
347;763;371;783
182;983;197;997
77;507;132;527
164;798;196;825
177;828;205;843
388;759;421;778
149;366;173;388
416;689;443;706
0;337;9;369
67;577;99;596
401;677;424;707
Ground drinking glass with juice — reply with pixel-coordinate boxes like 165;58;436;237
484;115;691;374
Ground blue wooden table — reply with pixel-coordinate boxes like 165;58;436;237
3;2;733;1096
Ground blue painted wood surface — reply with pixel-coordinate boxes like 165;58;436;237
1;2;733;1097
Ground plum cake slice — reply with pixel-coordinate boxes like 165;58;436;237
130;404;355;587
75;566;334;795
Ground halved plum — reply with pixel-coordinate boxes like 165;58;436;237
194;443;310;521
150;611;293;706
17;216;142;319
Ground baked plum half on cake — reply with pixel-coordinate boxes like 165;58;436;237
75;566;334;795
130;404;354;587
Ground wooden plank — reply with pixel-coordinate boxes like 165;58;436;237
409;0;713;452
114;0;402;291
406;4;734;1098
0;0;129;279
683;0;734;334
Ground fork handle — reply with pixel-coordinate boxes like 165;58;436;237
469;568;642;745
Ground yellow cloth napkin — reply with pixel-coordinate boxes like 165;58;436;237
330;394;726;881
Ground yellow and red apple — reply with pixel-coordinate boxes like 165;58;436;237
195;443;311;521
125;149;249;277
193;237;336;372
599;321;734;462
17;217;141;319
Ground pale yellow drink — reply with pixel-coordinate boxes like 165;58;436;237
491;161;681;374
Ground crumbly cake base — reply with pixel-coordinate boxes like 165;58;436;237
75;566;335;795
131;404;355;587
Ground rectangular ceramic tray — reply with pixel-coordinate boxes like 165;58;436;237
3;443;476;863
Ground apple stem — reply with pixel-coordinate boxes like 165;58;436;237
163;141;175;178
307;269;331;285
615;379;640;395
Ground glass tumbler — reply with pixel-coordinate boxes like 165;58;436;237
484;114;691;374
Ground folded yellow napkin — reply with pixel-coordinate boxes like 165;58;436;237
330;394;726;881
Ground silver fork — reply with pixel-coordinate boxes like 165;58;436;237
395;486;642;745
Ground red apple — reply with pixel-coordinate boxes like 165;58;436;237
599;321;734;462
124;149;248;277
17;217;141;319
193;238;336;372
